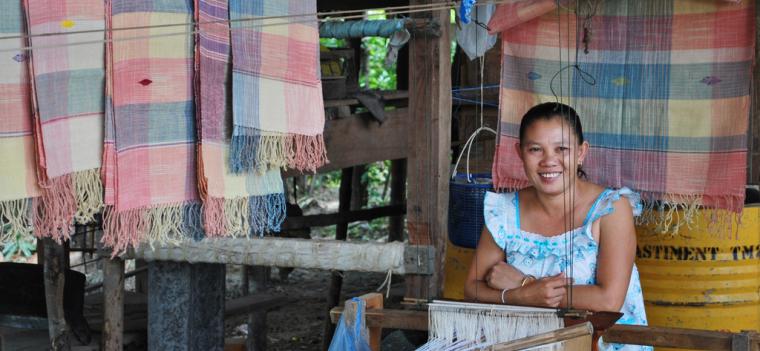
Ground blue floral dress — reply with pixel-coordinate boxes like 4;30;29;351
483;187;652;351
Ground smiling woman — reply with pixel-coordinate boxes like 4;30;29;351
463;102;652;351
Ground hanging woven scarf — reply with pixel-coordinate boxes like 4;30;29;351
0;0;41;247
195;0;285;237
24;0;105;241
488;0;753;217
228;0;328;173
102;0;202;253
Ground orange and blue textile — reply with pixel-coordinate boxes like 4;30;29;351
196;0;285;237
25;0;105;240
0;0;41;248
489;0;754;213
102;0;202;253
228;0;328;173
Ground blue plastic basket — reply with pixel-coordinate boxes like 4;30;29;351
448;173;492;248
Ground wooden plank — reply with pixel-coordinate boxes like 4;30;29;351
406;0;452;299
323;90;409;108
489;322;593;351
280;204;405;230
101;257;125;351
225;294;287;317
284;108;408;177
329;307;429;331
604;325;735;350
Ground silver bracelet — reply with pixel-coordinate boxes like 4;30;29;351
500;288;508;304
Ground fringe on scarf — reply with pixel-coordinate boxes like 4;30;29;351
492;179;747;239
203;193;286;237
0;198;35;248
229;127;328;173
33;168;103;242
102;202;203;256
633;193;745;239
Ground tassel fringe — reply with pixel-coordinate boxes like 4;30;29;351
102;202;203;256
0;198;35;247
203;193;286;237
230;127;328;173
34;168;103;242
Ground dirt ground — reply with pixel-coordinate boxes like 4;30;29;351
224;265;422;350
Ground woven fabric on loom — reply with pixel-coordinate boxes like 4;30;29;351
196;0;285;237
25;0;105;240
0;1;41;246
102;0;202;252
488;0;753;213
228;0;328;173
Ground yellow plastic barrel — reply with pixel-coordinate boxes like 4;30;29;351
443;240;475;300
635;205;760;344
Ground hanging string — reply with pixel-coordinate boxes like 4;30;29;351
0;1;511;53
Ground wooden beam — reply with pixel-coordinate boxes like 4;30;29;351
101;257;125;351
604;325;756;350
490;322;593;351
284;108;408;177
750;1;760;185
317;0;408;12
406;0;452;299
280;204;405;230
329;307;428;331
131;238;433;275
323;90;409;108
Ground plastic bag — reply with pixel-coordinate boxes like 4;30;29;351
455;3;497;60
328;297;372;351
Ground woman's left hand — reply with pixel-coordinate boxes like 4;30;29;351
485;261;526;290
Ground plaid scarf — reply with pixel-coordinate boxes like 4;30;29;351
489;0;753;215
0;0;40;247
102;0;202;253
24;0;105;241
228;0;327;173
196;0;285;237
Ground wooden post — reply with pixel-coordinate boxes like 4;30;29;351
322;167;354;350
406;0;452;299
750;2;760;185
245;266;270;351
357;293;383;351
102;257;124;351
388;159;407;242
42;237;71;350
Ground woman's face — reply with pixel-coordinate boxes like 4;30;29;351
516;117;588;196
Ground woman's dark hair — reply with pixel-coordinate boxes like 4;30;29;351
518;102;587;178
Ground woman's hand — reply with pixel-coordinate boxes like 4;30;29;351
485;261;526;291
511;273;569;308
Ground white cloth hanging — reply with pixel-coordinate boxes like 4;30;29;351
455;3;497;60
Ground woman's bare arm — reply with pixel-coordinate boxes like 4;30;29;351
464;227;567;307
559;197;636;312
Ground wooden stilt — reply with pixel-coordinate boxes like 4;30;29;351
246;266;270;351
388;159;406;242
102;257;124;350
42;238;71;351
322;167;353;350
406;0;452;300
